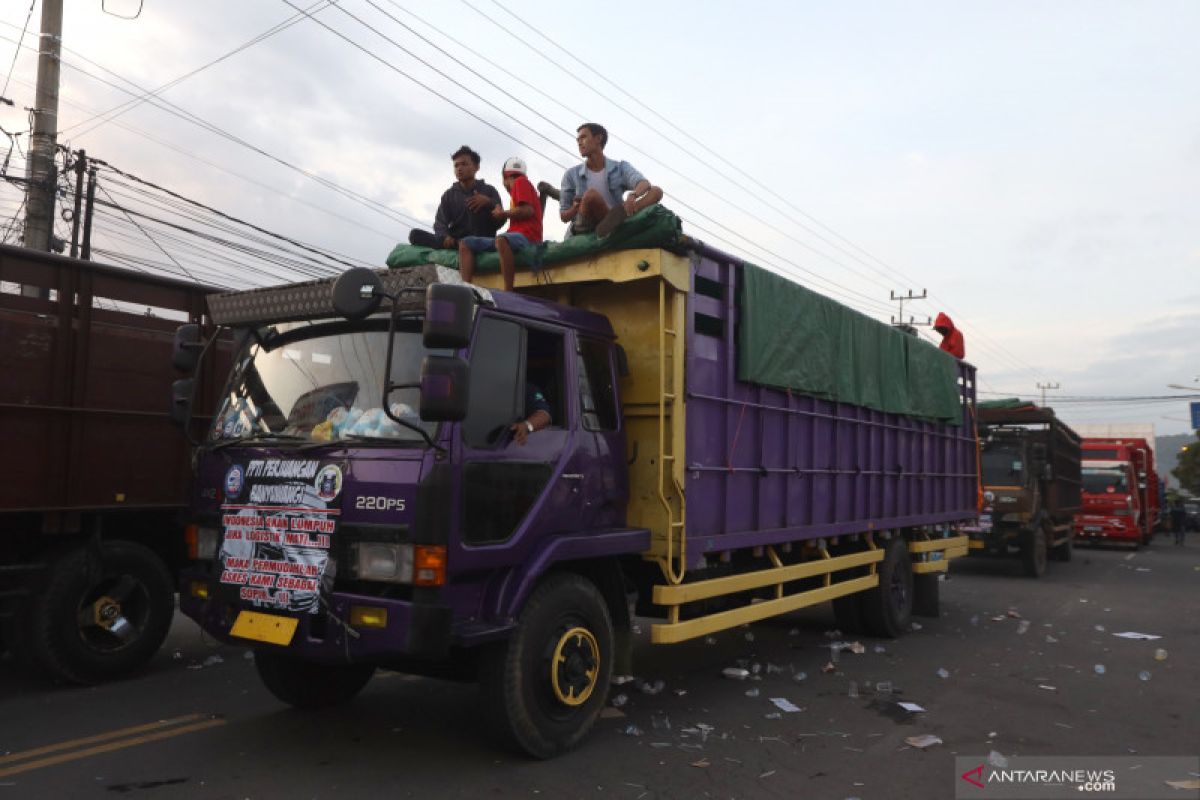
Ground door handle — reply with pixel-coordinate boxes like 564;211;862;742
560;473;584;480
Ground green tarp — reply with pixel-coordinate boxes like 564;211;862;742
738;264;963;425
385;204;684;273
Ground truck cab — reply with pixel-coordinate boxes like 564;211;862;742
1075;459;1143;548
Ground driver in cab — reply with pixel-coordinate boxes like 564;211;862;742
512;383;551;445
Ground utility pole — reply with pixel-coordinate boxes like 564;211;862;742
890;289;931;329
69;149;85;258
1037;381;1060;407
20;0;62;298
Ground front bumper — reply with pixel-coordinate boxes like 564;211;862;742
1073;516;1139;543
180;568;452;663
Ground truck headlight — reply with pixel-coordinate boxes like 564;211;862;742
352;542;413;583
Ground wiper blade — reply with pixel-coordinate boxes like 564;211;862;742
210;431;307;451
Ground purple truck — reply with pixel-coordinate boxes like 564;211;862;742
173;244;976;757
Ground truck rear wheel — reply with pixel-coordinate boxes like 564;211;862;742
481;573;614;759
254;650;375;708
1020;527;1047;578
25;541;175;684
861;537;913;638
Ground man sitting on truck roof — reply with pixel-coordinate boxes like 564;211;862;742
560;122;663;238
407;145;504;250
934;312;965;359
458;157;543;292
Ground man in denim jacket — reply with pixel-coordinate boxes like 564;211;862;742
559;123;663;238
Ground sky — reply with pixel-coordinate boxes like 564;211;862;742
1;0;1198;434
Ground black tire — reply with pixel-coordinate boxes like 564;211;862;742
480;573;614;759
254;650;375;708
1020;527;1047;578
912;573;940;618
25;541;175;684
861;537;913;638
832;593;865;634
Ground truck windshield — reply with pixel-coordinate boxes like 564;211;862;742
1082;468;1128;494
211;318;447;445
981;445;1023;484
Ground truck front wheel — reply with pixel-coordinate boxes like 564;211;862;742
254;650;375;708
1020;527;1048;578
25;541;175;684
861;537;913;638
481;572;614;759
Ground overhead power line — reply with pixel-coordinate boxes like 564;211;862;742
1;0;34;98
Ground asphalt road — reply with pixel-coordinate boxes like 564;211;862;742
2;533;1197;799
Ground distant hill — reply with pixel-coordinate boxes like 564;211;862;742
1157;433;1198;486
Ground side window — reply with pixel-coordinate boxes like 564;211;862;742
463;317;523;447
577;338;618;431
525;327;565;428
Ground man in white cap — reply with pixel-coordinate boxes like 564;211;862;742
458;156;543;291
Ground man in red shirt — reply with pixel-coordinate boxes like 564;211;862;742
458;157;543;291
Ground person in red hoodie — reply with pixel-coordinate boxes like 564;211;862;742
458;156;543;291
934;312;965;358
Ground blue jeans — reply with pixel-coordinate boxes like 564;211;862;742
460;232;531;253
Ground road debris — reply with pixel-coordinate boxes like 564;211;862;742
897;702;926;713
1165;779;1200;790
619;724;644;737
691;758;710;768
1139;671;1152;682
905;734;943;749
1038;685;1058;691
1154;648;1169;661
1094;664;1106;675
936;668;950;679
1113;632;1161;640
600;708;626;719
723;667;751;680
988;750;1009;768
640;679;666;695
769;697;803;713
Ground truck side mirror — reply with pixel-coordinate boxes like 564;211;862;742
332;268;383;320
423;283;475;349
172;324;204;373
169;378;195;428
419;355;470;422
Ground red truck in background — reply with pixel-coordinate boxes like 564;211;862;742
1075;436;1158;549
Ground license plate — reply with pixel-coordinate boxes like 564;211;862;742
1083;526;1103;532
230;610;299;645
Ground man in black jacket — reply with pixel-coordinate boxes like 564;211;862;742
408;146;504;249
